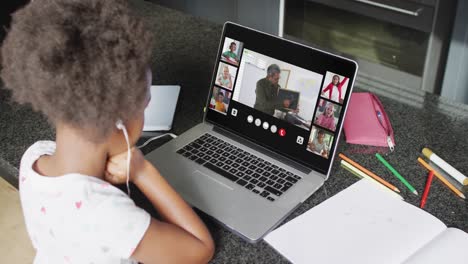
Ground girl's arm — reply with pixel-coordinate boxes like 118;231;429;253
322;82;332;93
308;141;316;152
338;77;349;88
337;77;348;101
106;150;215;264
132;162;214;264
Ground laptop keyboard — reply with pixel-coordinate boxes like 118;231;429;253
176;133;302;202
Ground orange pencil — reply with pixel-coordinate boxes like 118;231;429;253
339;153;400;193
417;157;466;199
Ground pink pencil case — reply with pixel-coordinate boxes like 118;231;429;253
343;92;395;151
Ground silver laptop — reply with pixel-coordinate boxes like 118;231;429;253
146;22;358;242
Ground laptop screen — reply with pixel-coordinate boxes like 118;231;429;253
205;23;357;174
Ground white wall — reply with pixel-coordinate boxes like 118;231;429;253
233;49;323;121
236;62;265;108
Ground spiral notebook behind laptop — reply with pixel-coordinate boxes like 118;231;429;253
145;22;358;242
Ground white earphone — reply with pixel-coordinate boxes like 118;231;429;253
116;119;131;196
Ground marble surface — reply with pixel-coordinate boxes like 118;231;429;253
1;1;467;263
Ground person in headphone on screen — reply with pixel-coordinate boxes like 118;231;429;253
1;1;214;263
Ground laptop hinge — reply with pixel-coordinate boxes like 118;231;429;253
213;126;313;175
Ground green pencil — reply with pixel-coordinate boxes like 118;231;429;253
375;153;418;195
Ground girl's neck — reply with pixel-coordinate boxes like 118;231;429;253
37;125;108;179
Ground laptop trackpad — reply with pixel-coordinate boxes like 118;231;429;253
180;170;235;217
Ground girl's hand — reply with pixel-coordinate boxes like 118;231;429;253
105;147;147;184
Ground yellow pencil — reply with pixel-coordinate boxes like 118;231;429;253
339;153;400;193
341;160;404;200
417;157;466;199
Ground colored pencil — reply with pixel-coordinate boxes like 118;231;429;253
417;157;466;199
422;148;468;185
341;160;403;200
375;153;418;195
420;170;434;208
338;153;400;193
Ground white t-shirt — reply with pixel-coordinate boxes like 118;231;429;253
330;85;340;103
311;137;326;154
19;141;151;264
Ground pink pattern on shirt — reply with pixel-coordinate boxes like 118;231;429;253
20;141;151;264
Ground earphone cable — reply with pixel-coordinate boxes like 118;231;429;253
121;127;132;197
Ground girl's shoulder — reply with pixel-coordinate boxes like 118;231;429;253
21;141;56;167
19;141;129;202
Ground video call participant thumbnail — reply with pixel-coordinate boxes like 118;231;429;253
216;62;237;90
314;99;342;132
307;126;334;159
220;37;243;66
209;86;232;114
321;72;349;104
254;64;299;116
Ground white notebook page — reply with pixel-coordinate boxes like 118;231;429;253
403;228;468;264
264;180;447;264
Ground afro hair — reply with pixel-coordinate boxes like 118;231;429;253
1;0;153;141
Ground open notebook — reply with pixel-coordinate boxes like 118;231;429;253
264;179;468;264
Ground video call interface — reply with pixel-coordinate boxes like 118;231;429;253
208;36;350;163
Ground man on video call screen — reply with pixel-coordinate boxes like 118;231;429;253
253;64;297;115
232;49;323;131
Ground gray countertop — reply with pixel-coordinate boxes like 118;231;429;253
1;1;467;263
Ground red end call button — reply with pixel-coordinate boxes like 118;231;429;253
279;128;286;137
